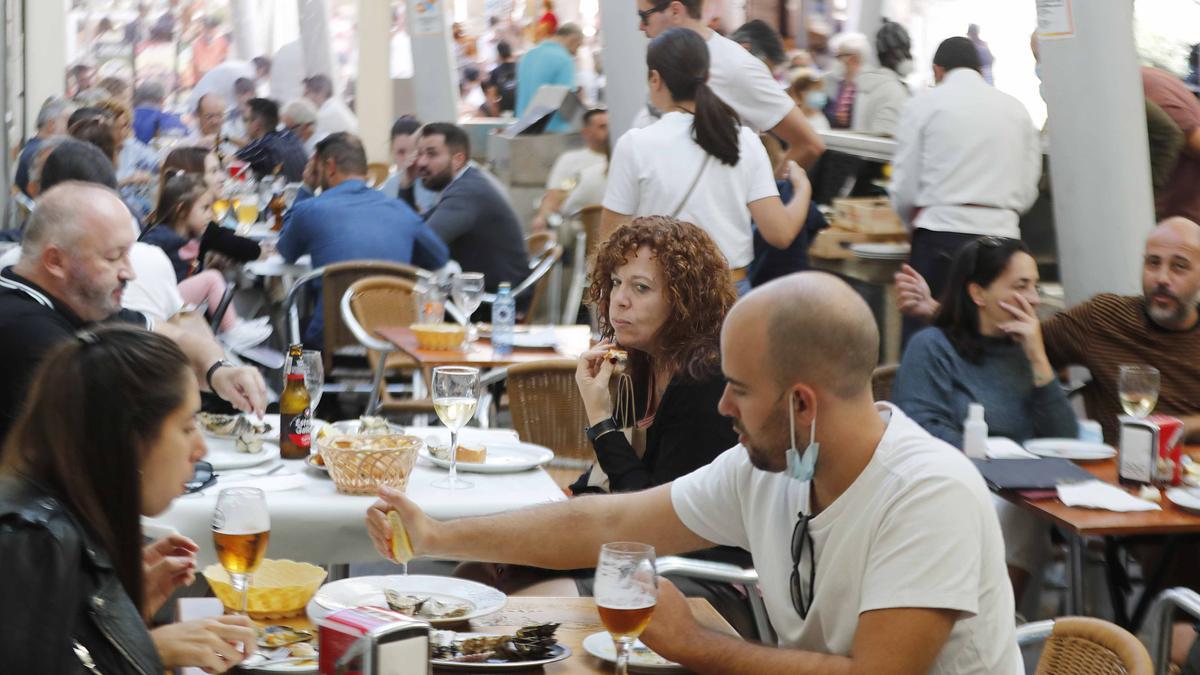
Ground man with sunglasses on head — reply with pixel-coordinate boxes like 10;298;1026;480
368;272;1020;674
635;0;825;168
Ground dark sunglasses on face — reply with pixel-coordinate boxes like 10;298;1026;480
184;460;217;494
638;1;672;25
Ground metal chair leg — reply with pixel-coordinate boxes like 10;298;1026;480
366;350;390;415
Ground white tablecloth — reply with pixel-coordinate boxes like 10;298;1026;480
145;429;567;567
245;253;311;278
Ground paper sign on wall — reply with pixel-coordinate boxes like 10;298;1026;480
1036;0;1075;40
412;0;445;36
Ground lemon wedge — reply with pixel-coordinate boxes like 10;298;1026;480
388;510;414;563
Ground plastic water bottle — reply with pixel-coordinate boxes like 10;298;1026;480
963;403;988;459
491;282;515;356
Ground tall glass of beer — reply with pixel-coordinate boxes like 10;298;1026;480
212;487;271;615
594;542;657;674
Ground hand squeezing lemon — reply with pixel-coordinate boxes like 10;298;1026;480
388;511;414;563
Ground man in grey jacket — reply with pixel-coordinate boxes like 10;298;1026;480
851;19;913;137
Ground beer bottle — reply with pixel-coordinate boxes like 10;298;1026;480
269;190;286;232
280;344;312;460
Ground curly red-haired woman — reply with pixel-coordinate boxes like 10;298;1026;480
571;215;738;495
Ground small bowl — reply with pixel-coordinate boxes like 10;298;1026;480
317;433;423;495
410;323;467;351
203;559;326;619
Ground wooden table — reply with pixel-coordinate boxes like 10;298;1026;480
182;595;736;674
376;325;593;369
1006;451;1200;622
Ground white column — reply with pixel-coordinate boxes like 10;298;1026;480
230;0;260;60
357;0;393;163
1039;0;1152;303
599;0;647;141
847;0;884;59
25;0;68;140
405;0;460;123
298;0;338;80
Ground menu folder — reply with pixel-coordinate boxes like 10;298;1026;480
970;458;1096;491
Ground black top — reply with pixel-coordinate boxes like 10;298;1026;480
425;166;529;294
200;221;261;266
0;477;164;674
139;222;261;281
0;268;149;442
569;367;749;567
235;128;308;182
489;62;517;113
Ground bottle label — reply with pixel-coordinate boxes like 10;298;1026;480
284;409;311;449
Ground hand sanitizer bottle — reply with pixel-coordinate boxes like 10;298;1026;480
963;403;988;459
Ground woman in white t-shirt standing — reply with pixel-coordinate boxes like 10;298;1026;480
602;27;810;295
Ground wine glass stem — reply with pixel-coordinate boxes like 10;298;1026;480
448;428;459;488
231;572;249;615
614;637;633;675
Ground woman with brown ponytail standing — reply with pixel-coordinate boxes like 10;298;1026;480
602;27;812;296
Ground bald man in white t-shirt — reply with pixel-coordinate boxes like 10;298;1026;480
635;0;825;168
369;272;1021;674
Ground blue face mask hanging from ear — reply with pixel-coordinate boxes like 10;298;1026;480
784;391;819;481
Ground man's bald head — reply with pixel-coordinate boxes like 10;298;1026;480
21;182;129;263
1143;217;1200;329
730;272;879;399
195;93;227;136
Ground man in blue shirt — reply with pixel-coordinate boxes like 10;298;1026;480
278;132;449;347
515;23;582;132
236;98;308;182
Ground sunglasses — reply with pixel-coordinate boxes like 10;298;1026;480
638;1;672;25
184;460;217;494
789;511;816;619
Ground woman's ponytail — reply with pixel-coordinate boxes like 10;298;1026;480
647;28;741;166
691;82;740;166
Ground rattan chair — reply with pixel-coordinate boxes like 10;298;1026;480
320;260;431;376
871;364;899;402
340;275;433;416
365;163;391;188
505;358;593;488
526;231;557;261
1017;617;1152;675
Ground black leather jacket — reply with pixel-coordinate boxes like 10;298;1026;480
0;476;163;674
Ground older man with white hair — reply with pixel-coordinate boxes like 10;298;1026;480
825;32;870;129
15;97;73;197
281;98;320;157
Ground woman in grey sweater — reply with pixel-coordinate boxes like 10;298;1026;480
894;237;1077;446
893;236;1077;603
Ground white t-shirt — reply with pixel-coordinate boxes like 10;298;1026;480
706;31;796;133
316;98;359;142
546;147;606;191
603;112;777;269
562;161;607;217
671;404;1022;675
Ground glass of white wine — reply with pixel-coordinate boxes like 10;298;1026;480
212;487;271;615
595;542;658;675
1119;364;1160;418
431;366;480;489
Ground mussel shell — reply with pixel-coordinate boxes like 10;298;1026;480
257;625;314;648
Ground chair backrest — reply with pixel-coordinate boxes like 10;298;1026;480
871;364;899;402
345;275;421;340
525;231;557;262
578;205;603;263
1034;617;1152;675
506;359;593;470
321;260;429;373
365;162;391;188
519;244;564;324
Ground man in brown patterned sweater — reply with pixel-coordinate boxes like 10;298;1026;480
895;216;1200;443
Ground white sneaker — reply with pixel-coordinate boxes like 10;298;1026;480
222;321;273;351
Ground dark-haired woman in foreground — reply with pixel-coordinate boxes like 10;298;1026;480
601;27;810;295
0;326;255;673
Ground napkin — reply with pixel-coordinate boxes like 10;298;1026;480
986;437;1039;460
1057;480;1162;512
216;473;307;493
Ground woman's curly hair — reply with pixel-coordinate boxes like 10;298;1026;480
587;216;736;382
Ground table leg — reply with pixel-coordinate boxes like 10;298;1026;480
1068;533;1085;615
882;282;901;365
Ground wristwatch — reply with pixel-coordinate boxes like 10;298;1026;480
205;359;234;391
585;417;620;444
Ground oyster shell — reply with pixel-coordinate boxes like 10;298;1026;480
384;590;471;619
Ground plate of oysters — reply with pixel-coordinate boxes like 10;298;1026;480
307;575;506;627
430;623;570;670
197;413;279;470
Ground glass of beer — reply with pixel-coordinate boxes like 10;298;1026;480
1119;364;1160;418
430;366;480;490
235;192;260;231
212;487;271;615
594;542;657;675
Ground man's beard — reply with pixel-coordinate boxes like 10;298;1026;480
422;168;453;191
1146;285;1200;326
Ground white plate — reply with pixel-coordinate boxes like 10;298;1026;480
419;442;554;474
1023;439;1117;461
1166;487;1200;513
205;439;281;470
302;454;329;475
581;631;683;672
850;242;910;256
241;657;317;673
308;575;506;627
431;634;571;671
200;413;276;440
